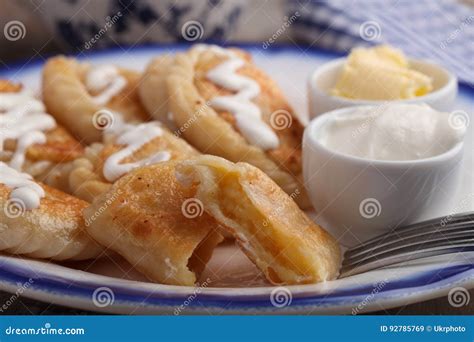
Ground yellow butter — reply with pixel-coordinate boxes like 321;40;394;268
331;45;433;100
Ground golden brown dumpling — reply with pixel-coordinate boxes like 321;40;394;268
68;121;199;202
83;161;223;285
0;80;83;194
42;56;149;144
166;45;310;208
176;155;341;285
0;164;102;260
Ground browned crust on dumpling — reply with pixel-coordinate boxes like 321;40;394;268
192;48;304;176
139;55;176;128
0;80;84;163
42;56;149;144
176;155;341;285
83;161;223;285
0;80;22;92
68;124;199;202
167;46;310;208
0;182;102;260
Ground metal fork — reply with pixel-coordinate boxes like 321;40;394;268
339;212;474;278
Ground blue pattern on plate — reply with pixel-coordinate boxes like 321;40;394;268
0;257;472;309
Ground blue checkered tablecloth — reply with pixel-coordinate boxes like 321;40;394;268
288;0;474;84
13;0;471;84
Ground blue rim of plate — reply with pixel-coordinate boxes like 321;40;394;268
0;255;473;309
0;43;473;311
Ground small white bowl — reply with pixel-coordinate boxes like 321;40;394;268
308;58;458;119
303;106;464;247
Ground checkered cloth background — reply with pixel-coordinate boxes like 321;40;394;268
2;0;472;83
289;0;474;84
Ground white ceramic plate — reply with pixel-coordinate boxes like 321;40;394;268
0;45;473;314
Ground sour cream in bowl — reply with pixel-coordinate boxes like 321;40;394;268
303;103;466;247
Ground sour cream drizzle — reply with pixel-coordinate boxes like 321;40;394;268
0;162;45;210
85;65;127;106
201;45;279;150
103;120;171;182
0;92;55;210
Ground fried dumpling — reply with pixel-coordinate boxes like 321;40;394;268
139;54;178;131
83;161;223;286
42;56;149;144
0;162;102;260
68;120;199;202
0;80;83;194
176;155;341;285
166;45;310;208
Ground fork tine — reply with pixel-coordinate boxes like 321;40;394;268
346;212;474;257
339;212;474;278
342;235;474;268
343;231;474;267
339;244;474;278
344;224;474;260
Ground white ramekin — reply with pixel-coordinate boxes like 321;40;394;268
308;58;458;119
303;106;465;247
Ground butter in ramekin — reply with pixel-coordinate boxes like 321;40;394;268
331;45;433;100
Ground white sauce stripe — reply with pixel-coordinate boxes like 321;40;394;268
85;65;127;106
103;122;171;182
0;93;56;170
202;45;279;150
0;91;56;210
0;162;45;210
